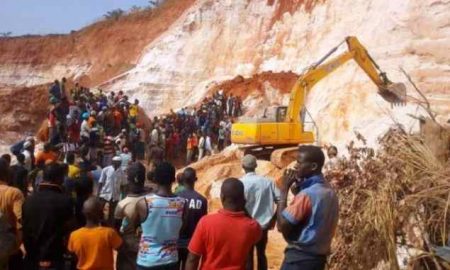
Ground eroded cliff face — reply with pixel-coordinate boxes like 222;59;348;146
102;0;450;146
0;0;449;146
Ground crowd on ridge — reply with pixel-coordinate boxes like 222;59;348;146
0;77;340;270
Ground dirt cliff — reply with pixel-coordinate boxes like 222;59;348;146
1;0;449;146
0;0;195;87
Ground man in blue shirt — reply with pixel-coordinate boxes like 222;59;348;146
277;145;339;270
240;154;280;270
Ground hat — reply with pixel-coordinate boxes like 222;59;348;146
23;141;32;148
90;110;97;116
82;112;89;119
112;156;122;162
242;154;257;169
121;129;127;133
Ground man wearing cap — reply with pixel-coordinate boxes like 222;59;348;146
98;156;127;226
80;112;91;144
240;154;280;270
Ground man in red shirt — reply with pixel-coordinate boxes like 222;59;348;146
186;178;262;270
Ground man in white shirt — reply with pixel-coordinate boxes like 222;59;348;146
240;154;280;270
22;141;34;171
197;133;213;161
150;126;159;146
98;156;127;225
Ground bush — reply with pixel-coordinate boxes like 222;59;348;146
104;9;124;20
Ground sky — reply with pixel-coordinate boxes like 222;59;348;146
0;0;155;36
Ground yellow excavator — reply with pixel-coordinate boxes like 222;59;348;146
231;36;406;164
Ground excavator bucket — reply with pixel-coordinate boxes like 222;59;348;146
378;82;407;105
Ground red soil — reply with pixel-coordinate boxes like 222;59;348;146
0;0;196;87
208;71;299;100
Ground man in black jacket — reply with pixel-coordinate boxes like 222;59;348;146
10;153;28;197
23;162;74;270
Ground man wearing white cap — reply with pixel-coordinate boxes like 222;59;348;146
98;156;127;225
240;154;280;270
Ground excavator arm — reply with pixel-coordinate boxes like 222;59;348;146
285;36;406;123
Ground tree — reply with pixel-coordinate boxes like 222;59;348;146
129;5;142;13
104;9;124;20
0;32;12;37
148;0;162;8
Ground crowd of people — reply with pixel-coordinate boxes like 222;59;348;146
0;77;340;270
42;78;242;169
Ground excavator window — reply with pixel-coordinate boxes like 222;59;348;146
277;107;287;122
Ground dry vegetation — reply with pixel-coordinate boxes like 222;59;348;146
326;125;450;269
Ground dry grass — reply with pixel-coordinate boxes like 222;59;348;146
327;127;450;269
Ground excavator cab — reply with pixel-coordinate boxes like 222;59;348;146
277;107;288;122
260;106;288;122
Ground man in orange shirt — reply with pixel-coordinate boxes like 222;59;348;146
0;157;24;269
186;178;262;270
186;133;194;165
113;108;123;135
35;143;58;166
68;196;122;270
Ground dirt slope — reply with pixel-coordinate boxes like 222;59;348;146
0;0;195;86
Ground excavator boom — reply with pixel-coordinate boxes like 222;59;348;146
231;36;406;164
286;36;406;123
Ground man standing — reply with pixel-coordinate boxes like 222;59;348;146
240;154;279;270
324;145;340;172
147;143;164;169
217;125;225;151
197;133;212;161
102;136;115;167
186;178;262;270
0;158;24;270
135;162;185;270
97;156;127;226
22;141;34;172
0;210;17;270
185;134;194;165
277;145;339;270
114;162;147;270
68;197;122;270
10;153;29;197
176;168;207;270
23;162;74;270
